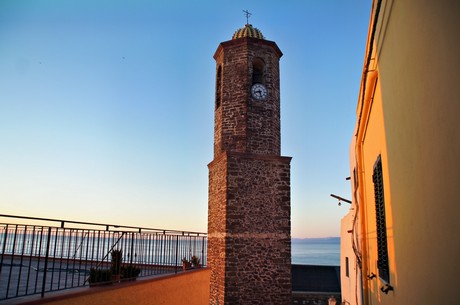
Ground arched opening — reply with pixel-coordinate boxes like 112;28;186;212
252;57;265;85
216;65;222;108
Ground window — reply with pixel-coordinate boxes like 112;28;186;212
372;155;390;283
216;65;222;108
345;257;350;277
252;57;264;84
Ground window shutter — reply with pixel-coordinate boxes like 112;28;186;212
372;156;390;283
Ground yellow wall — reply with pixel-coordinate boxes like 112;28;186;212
352;0;460;304
34;269;210;305
359;77;397;305
378;1;460;304
340;209;361;305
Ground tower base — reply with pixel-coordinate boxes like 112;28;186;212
208;152;292;305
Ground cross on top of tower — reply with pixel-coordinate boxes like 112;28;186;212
243;10;252;25
232;10;265;40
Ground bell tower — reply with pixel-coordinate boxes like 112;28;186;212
208;21;292;305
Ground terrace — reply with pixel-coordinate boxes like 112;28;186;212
0;214;208;304
0;215;341;305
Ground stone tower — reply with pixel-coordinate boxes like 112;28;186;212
207;23;292;305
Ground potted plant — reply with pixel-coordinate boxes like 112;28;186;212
191;255;201;268
182;257;192;271
111;249;123;282
88;268;112;287
121;264;141;281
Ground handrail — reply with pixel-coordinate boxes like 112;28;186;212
0;214;207;236
0;214;207;301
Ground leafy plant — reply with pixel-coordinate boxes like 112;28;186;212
121;264;141;279
191;255;201;268
182;257;192;270
89;268;112;285
111;249;123;275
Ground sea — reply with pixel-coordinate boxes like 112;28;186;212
291;237;340;266
0;228;340;268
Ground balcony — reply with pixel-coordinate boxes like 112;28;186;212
0;214;207;303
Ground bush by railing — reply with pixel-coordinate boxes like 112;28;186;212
0;214;207;301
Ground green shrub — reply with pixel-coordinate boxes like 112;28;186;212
89;268;112;284
121;265;141;279
111;249;123;275
191;255;201;268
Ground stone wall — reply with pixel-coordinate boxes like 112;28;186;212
209;34;289;305
213;38;282;157
208;152;292;304
208;152;228;305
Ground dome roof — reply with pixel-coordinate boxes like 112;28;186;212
232;24;265;40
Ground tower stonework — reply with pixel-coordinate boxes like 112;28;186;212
208;24;292;305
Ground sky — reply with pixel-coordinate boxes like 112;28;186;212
0;0;371;238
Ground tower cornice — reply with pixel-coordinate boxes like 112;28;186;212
208;151;292;169
213;37;283;60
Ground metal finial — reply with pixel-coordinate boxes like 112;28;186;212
243;10;252;25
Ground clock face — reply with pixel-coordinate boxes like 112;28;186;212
251;83;268;100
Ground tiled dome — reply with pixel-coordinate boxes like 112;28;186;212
232;24;265;40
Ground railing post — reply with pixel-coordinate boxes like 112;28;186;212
41;227;52;298
0;224;8;274
175;235;179;274
201;236;206;266
6;225;19;298
130;232;135;265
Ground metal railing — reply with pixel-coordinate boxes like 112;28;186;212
0;214;207;301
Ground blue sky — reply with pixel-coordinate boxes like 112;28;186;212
0;0;371;238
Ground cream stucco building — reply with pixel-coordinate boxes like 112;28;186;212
341;1;460;304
